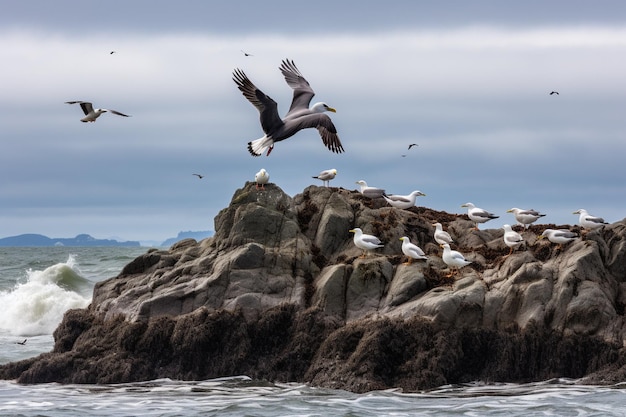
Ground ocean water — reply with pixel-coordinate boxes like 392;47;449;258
1;246;626;416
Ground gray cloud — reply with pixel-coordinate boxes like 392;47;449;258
1;7;625;242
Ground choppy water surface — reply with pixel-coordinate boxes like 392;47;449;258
1;377;626;417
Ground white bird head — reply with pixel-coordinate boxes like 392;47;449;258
312;102;336;113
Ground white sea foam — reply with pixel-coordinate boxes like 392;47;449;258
0;255;92;336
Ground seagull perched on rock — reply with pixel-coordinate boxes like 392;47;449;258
461;202;499;230
255;168;269;190
432;222;454;246
65;101;130;122
573;209;608;232
312;169;337;187
233;59;344;156
440;243;471;277
355;180;385;198
349;228;384;258
383;190;426;209
507;208;546;230
539;228;578;249
399;236;427;264
502;224;524;255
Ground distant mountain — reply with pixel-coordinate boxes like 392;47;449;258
160;231;214;247
0;233;141;247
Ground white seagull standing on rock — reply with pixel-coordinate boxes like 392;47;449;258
312;169;337;187
506;208;546;230
349;228;384;258
461;202;499;230
539;229;578;249
65;101;130;122
573;209;608;232
433;222;454;246
502;224;524;255
255;168;269;190
355;180;385;199
383;190;426;209
440;243;471;277
399;236;427;264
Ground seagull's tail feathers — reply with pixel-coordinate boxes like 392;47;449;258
248;136;274;157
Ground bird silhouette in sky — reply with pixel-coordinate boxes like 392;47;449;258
549;91;559;95
192;174;204;179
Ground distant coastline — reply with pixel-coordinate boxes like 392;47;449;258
0;231;214;247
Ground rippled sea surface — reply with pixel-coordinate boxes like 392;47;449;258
1;247;626;416
2;377;626;417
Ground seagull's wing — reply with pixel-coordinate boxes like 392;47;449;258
284;113;344;153
107;109;130;117
233;68;283;134
505;232;523;244
586;215;607;224
386;194;411;203
362;234;382;245
280;59;315;115
554;230;577;239
65;101;93;115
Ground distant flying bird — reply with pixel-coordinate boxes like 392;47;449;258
506;207;546;230
399;236;427;264
573;209;608;231
241;50;253;56
110;51;115;54
233;59;344;156
402;143;418;157
355;180;385;199
502;224;524;256
255;168;269;190
16;339;27;345
549;91;559;95
192;174;204;179
349;227;384;258
382;190;426;209
461;202;499;230
65;101;130;122
312;168;337;187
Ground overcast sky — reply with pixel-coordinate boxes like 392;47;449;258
2;1;625;244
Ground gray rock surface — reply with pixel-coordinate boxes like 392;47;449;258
2;182;626;391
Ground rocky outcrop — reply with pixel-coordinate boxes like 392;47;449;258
2;182;626;392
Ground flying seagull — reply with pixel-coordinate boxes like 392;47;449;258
549;91;559;95
233;59;344;156
192;174;204;179
16;339;27;345
65;101;130;122
241;50;253;56
408;143;418;150
110;51;115;54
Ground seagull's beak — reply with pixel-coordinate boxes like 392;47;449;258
326;107;336;113
349;229;355;233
